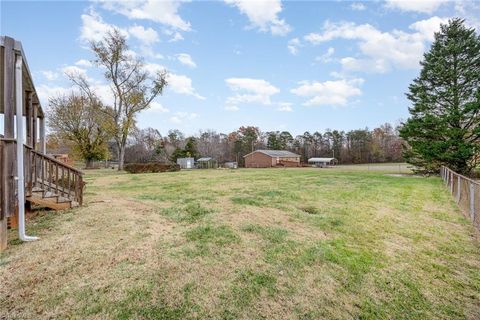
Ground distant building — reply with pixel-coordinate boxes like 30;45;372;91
308;157;337;167
197;157;217;169
48;154;74;166
223;161;238;169
177;157;195;169
244;150;301;168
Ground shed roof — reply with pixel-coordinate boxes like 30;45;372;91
244;150;300;158
197;157;213;161
308;157;336;162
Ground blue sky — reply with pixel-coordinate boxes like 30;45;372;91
2;0;479;136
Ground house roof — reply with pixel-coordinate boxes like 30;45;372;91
308;157;336;162
197;157;213;161
244;150;300;158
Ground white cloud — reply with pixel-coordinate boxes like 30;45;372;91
80;9;128;42
98;0;190;31
409;16;449;41
91;83;115;106
163;29;184;42
167;73;205;100
170;112;198;124
291;78;364;107
225;105;240;111
176;53;196;68
455;1;480;30
339;57;389;73
277;102;293;112
225;0;291;36
41;70;59;81
315;47;335;63
140;46;164;59
225;77;280;105
62;65;88;78
351;2;366;11
75;59;92;67
143;62;168;76
384;0;448;14
148;101;169;113
37;84;72;105
303;18;446;73
287;38;301;55
128;25;159;45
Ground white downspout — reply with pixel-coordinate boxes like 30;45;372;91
15;54;38;242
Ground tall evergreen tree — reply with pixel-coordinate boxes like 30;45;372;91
400;18;480;175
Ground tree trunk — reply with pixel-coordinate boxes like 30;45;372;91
118;145;125;171
85;159;94;169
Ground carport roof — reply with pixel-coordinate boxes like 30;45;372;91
244;150;300;158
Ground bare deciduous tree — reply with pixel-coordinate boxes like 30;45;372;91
90;29;168;170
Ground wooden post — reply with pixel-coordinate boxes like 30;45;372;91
450;172;454;194
470;182;475;221
39;117;46;154
1;37;16;252
26;91;33;147
0;142;6;251
457;176;461;203
32;103;38;150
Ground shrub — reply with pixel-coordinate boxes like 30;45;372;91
124;162;180;174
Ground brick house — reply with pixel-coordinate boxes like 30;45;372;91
243;150;301;168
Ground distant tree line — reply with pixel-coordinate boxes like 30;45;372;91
115;123;403;166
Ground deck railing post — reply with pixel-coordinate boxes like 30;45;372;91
470;182;475;222
39;117;46;154
32;104;38;150
457;176;461;203
450;171;454;194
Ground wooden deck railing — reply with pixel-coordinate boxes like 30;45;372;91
26;146;84;205
0;139;84;217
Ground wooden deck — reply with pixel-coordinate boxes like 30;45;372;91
0;36;84;251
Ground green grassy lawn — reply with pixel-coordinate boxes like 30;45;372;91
1;166;479;319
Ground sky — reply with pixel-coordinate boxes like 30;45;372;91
1;0;480;136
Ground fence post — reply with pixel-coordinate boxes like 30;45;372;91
450;172;454;194
470;182;475;221
457;176;461;203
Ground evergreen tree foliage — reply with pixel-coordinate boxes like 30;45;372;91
400;18;480;175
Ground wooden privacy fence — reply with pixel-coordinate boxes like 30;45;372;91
440;166;479;229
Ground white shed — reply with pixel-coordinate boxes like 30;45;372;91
177;157;195;169
308;157;337;167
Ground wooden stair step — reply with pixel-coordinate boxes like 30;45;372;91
56;196;72;204
26;194;71;210
31;186;44;192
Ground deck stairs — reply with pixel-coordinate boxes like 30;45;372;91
24;146;84;211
